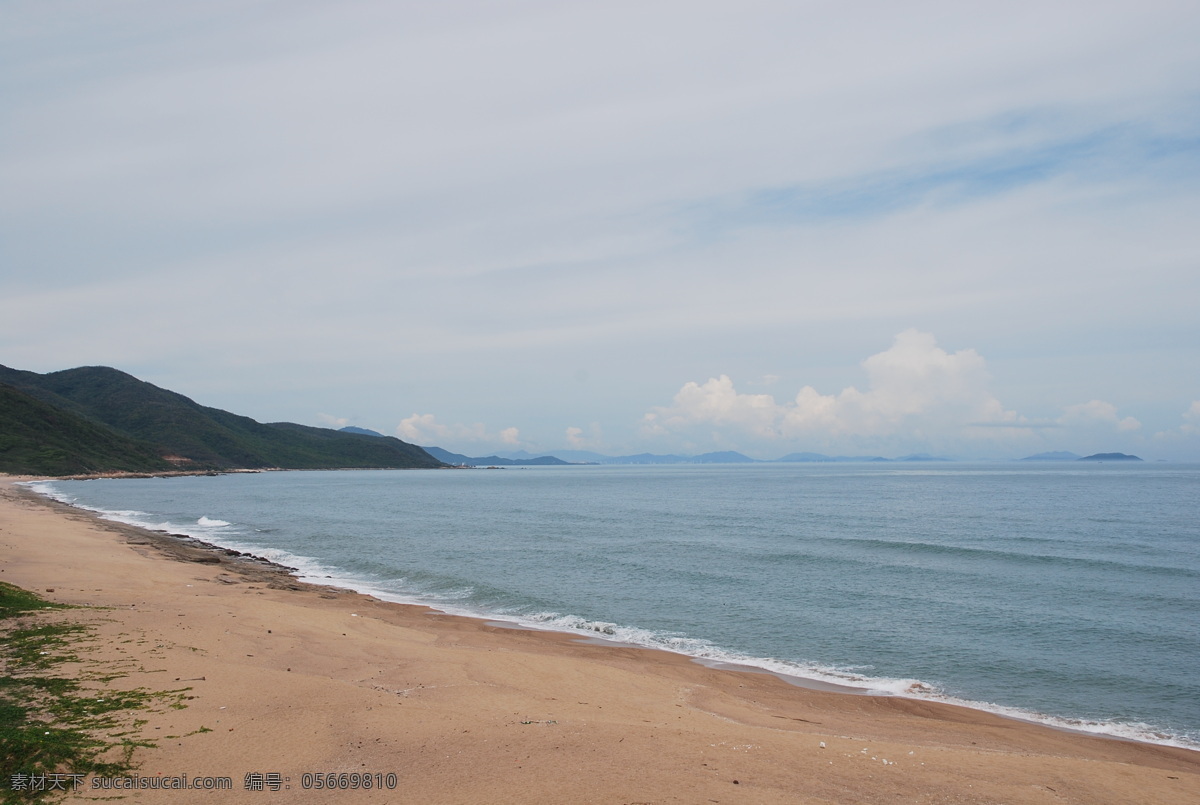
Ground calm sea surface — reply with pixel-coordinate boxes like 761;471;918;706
35;462;1200;748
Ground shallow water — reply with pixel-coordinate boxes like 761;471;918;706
36;461;1200;748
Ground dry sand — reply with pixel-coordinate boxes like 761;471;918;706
1;477;1197;804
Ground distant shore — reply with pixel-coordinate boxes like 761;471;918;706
2;476;1197;803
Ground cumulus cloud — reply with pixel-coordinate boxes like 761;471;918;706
317;412;349;428
397;413;521;448
1057;400;1142;431
642;330;1018;444
565;423;604;449
1182;401;1200;435
1154;400;1200;441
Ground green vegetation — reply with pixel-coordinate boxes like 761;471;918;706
0;585;67;621
0;582;190;803
0;364;444;475
0;385;175;476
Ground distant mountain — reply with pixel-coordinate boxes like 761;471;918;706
777;452;891;462
482;455;571;466
0;364;443;474
517;451;692;465
485;450;755;465
423;446;571;466
339;426;386;437
519;450;917;464
692;451;757;463
422;447;968;467
421;446;474;465
602;452;691;464
778;452;834;462
487;450;542;460
538;449;609;464
1078;453;1142;462
1021;451;1082;461
423;446;756;466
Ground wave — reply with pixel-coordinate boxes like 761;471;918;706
763;536;1199;580
474;613;1198;750
24;485;237;543
21;480;1199;753
418;606;1200;750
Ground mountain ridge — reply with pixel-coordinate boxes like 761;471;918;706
0;364;443;474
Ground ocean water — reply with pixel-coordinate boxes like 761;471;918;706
31;462;1200;749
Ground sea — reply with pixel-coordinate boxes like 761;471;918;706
28;462;1200;750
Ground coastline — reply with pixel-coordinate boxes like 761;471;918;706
32;468;1200;753
2;477;1197;803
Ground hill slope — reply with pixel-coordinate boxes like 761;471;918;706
0;365;443;473
0;383;176;475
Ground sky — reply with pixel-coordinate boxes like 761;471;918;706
2;1;1199;460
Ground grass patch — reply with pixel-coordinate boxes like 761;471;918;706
0;585;66;620
0;582;191;803
4;624;87;671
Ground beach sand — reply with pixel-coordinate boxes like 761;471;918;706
1;477;1197;804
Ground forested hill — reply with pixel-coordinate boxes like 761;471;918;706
0;382;176;475
0;364;444;475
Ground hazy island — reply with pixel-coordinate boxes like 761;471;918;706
1078;453;1143;462
1020;451;1083;461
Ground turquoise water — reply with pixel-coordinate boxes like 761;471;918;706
35;462;1200;748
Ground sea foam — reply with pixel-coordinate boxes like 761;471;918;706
23;469;1200;753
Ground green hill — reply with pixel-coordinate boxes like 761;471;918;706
0;383;175;475
0;364;443;474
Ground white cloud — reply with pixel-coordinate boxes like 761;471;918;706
565;423;603;449
397;414;477;444
1058;400;1142;432
641;331;1163;455
642;330;1018;445
2;3;1197;457
396;413;522;449
1184;401;1200;435
1154;400;1200;440
316;412;349;428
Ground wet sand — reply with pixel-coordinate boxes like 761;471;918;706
1;477;1197;803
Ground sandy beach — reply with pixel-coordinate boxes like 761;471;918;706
1;477;1197;804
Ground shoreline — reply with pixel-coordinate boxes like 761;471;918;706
27;475;1199;753
2;476;1198;803
25;477;899;697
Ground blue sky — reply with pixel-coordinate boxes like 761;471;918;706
2;1;1199;459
